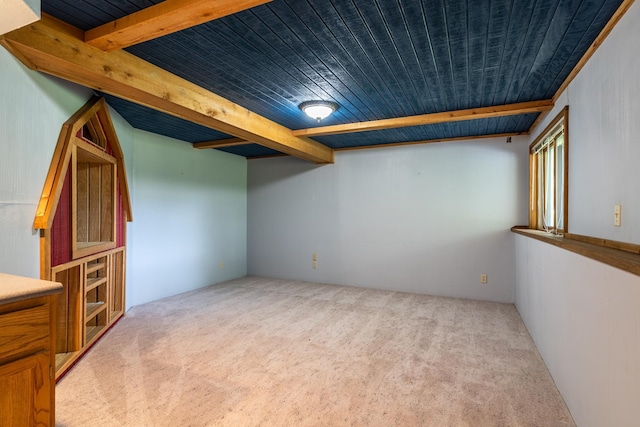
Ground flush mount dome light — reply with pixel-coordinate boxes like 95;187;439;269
299;100;339;122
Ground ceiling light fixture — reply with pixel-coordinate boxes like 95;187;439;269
299;100;339;122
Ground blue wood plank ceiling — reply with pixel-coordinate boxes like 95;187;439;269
42;0;624;158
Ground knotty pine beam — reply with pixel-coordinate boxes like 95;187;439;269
292;100;554;138
0;14;333;164
85;0;272;51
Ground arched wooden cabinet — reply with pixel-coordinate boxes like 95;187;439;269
35;96;132;379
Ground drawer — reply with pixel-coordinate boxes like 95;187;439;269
0;304;49;363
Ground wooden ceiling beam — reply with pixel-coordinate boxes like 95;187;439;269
85;0;272;51
194;101;551;149
292;100;554;137
193;138;249;149
0;14;333;164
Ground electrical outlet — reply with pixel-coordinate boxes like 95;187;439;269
614;205;621;227
480;274;488;284
219;262;224;270
312;253;317;262
312;261;318;269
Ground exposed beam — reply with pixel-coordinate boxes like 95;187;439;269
85;0;272;51
193;138;250;149
0;14;333;164
292;100;554;138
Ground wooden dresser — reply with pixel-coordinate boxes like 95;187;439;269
0;273;62;427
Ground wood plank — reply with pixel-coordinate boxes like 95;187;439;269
100;164;113;242
0;304;49;362
110;250;125;319
85;0;272;51
0;14;332;164
76;162;89;243
292;100;554;137
564;233;640;255
0;352;52;426
52;269;70;354
512;227;640;278
95;104;133;222
334;132;526;152
193;137;250;149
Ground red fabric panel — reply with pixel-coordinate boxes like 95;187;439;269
51;168;72;267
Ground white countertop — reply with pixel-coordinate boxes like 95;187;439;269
0;273;63;304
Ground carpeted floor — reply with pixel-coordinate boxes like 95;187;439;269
55;276;575;426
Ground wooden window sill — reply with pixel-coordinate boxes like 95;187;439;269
511;226;640;278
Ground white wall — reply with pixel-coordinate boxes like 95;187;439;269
515;235;640;427
127;129;247;307
0;47;247;308
539;4;640;244
515;2;640;426
0;48;93;278
248;138;529;303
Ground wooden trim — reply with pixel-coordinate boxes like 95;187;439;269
193;138;249;149
512;227;640;277
33;97;110;230
528;107;569;232
85;0;272;51
96;102;133;221
48;293;56;425
39;230;51;281
292;100;554;138
52;247;125;272
213;133;526;154
563;109;569;232
529;107;568;151
245;132;526;159
34;97;133;229
33;126;72;230
529;152;537;229
552;0;637;104
0;14;333;164
334;132;525;152
564;233;640;255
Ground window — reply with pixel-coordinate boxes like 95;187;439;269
530;107;568;233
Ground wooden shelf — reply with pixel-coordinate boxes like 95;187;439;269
511;227;640;277
85;301;107;321
55;351;79;373
86;260;106;275
77;241;112;250
85;276;107;292
85;325;106;344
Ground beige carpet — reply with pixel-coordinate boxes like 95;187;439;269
56;276;574;426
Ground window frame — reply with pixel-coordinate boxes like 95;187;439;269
529;106;569;234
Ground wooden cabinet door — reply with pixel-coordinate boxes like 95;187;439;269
0;352;52;426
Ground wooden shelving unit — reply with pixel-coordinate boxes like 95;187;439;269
33;97;133;382
51;248;125;377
